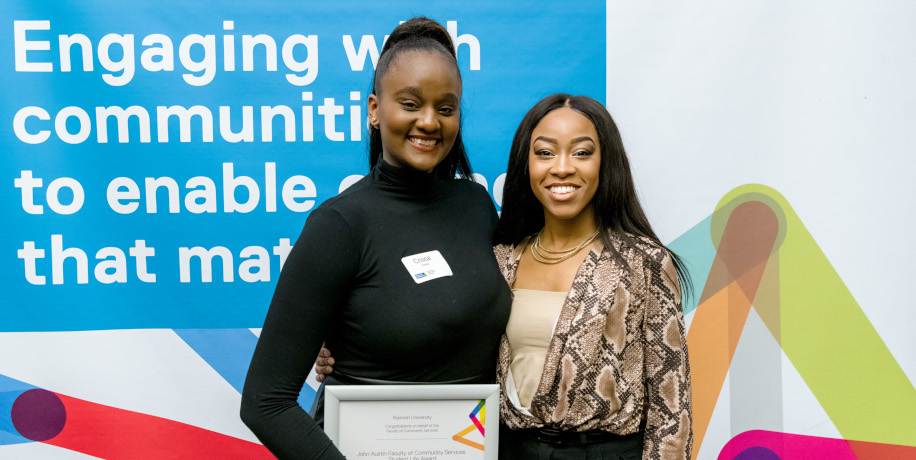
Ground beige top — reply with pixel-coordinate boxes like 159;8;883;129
506;288;567;410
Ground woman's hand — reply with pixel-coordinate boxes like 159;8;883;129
315;346;335;382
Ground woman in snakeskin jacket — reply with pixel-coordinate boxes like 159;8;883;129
492;94;692;460
316;94;692;459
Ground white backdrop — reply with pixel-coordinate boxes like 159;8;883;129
609;1;915;457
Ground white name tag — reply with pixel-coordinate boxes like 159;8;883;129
401;250;453;284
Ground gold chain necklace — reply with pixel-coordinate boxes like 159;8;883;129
530;228;601;264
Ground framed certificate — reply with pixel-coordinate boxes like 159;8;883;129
324;384;499;459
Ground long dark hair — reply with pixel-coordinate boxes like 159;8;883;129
367;17;473;179
495;94;691;299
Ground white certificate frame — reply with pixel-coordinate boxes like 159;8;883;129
325;384;499;459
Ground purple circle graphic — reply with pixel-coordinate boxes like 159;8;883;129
11;389;67;441
732;446;781;460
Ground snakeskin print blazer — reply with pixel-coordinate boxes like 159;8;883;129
494;233;692;460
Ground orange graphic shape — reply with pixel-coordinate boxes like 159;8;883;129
688;200;780;459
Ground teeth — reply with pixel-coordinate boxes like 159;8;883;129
550;185;578;194
410;137;437;146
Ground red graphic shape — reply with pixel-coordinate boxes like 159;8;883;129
37;393;273;459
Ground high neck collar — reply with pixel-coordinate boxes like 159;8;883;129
373;158;445;199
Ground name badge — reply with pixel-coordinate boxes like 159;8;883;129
401;250;453;284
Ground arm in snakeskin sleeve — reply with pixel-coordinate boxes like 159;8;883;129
641;251;693;460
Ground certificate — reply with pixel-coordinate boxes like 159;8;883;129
324;384;499;460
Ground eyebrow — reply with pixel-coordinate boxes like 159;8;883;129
395;87;459;103
533;136;557;144
395;87;422;97
532;136;595;145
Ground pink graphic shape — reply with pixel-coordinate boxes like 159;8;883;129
719;430;916;460
470;413;485;436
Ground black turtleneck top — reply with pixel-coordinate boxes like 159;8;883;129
240;161;512;459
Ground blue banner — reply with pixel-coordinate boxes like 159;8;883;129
2;0;606;331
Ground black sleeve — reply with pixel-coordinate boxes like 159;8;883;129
240;208;357;459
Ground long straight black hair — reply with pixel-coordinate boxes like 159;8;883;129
366;17;473;179
495;94;691;299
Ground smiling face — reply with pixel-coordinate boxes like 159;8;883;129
367;50;461;173
528;107;601;224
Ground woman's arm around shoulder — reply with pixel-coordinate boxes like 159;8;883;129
240;207;358;460
492;243;515;272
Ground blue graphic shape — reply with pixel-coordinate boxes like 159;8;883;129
173;328;259;394
172;328;317;408
668;214;715;315
0;374;38;446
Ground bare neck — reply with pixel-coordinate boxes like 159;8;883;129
540;208;599;250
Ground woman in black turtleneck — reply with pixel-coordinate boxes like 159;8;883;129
240;18;511;459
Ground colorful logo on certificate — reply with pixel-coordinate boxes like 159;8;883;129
451;399;485;451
